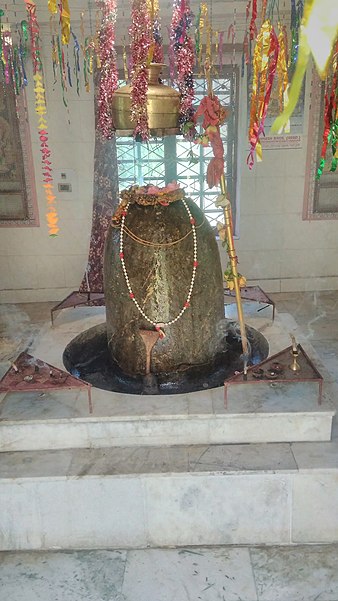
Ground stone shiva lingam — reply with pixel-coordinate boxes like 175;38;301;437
105;182;225;376
63;183;268;394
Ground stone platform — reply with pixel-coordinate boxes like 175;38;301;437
1;439;338;549
0;302;337;550
0;383;334;452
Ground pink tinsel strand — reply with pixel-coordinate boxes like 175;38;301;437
129;0;151;141
153;40;164;64
25;1;42;74
170;0;195;135
96;0;119;139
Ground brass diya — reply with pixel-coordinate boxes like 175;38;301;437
111;63;181;135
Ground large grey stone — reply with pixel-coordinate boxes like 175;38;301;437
104;198;225;375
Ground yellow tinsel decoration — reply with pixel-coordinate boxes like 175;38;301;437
272;0;338;132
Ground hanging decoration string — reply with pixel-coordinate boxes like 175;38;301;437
170;0;195;138
276;22;289;132
247;20;279;168
0;16;29;92
59;0;71;45
317;43;338;178
25;0;58;236
19;19;29;87
289;0;303;72
95;0;118;138
147;0;163;63
70;29;80;94
218;31;224;72
249;0;257;41
271;0;337;133
48;0;71;46
129;0;152;141
56;32;68;106
195;2;208;75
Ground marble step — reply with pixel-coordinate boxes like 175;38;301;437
0;384;334;452
1;441;338;550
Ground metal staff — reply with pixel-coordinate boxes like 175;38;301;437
205;64;249;373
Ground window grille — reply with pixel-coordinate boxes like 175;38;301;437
116;68;238;227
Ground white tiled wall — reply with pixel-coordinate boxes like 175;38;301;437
0;40;337;302
0;36;94;303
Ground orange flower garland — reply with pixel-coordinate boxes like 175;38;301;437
25;0;58;236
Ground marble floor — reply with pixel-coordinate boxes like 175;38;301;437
2;292;338;598
1;544;338;601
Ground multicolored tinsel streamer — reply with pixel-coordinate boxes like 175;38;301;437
170;0;195;138
276;23;289;126
2;31;12;85
247;20;279;168
19;23;28;86
71;29;80;95
25;0;58;236
51;33;58;84
60;0;71;45
95;0;118;139
0;19;29;92
146;0;163;63
122;41;129;81
0;9;4;59
48;0;70;45
129;0;152;141
24;0;42;73
272;0;338;133
195;3;208;74
56;33;68;106
48;0;57;15
249;0;257;41
290;0;303;70
218;31;224;71
317;45;338;178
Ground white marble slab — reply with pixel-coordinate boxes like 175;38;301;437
2;544;338;601
144;473;292;546
292;471;338;543
122;547;258;601
0;409;333;452
250;545;338;601
292;440;338;470
226;381;322;412
0;476;147;550
0;443;297;479
0;471;292;549
2;450;338;548
0;549;126;601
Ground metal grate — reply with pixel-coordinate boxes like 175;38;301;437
116;68;238;227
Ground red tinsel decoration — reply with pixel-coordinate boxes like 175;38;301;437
96;0;118;139
25;0;58;236
129;0;152;141
170;0;195;138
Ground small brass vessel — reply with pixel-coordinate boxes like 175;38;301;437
111;63;181;135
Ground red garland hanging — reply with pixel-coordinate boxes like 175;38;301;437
170;0;195;138
25;0;58;236
96;0;118;139
129;0;152;141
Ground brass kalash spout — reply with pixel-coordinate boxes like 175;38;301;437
111;63;181;134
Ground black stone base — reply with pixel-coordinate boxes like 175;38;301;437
63;322;269;395
63;321;269;394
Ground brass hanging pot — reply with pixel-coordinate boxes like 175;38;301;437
111;63;181;135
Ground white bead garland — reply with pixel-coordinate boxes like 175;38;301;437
119;199;198;333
